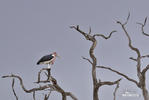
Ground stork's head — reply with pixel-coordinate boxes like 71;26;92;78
53;52;60;58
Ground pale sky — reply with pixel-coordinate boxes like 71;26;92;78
1;0;149;100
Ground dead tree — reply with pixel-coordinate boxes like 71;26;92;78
2;68;77;100
70;26;121;100
97;13;149;100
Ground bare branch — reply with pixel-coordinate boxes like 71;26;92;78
12;78;18;100
142;64;149;75
130;55;149;61
124;12;130;25
141;54;149;59
2;72;78;100
97;66;139;87
113;81;120;100
70;25;93;41
65;92;78;100
98;78;121;87
93;30;117;39
117;13;142;85
129;57;137;61
82;56;93;64
117;12;130;26
137;17;149;36
2;74;54;93
89;27;91;34
117;19;141;58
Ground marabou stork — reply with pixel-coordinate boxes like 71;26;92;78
37;52;59;69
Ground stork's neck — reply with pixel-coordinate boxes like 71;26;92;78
52;54;56;57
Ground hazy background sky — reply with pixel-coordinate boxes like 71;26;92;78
1;0;149;100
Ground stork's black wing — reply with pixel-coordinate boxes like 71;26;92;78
37;54;54;65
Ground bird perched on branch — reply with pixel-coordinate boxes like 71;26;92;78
37;52;59;69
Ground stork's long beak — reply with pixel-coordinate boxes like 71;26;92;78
56;55;60;58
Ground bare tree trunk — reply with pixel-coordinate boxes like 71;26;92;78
90;40;99;100
142;87;149;100
93;86;99;100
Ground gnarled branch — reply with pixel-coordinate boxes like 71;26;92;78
2;67;78;100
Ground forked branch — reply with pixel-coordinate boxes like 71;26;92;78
137;17;149;36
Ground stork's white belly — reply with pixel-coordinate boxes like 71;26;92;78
40;60;52;64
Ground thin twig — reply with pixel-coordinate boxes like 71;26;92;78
113;82;120;100
124;12;130;25
82;56;93;64
12;78;18;100
141;55;149;59
89;27;92;34
129;57;137;61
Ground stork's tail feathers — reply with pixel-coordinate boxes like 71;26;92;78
37;61;40;65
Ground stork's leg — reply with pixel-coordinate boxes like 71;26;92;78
47;64;51;81
48;64;51;69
